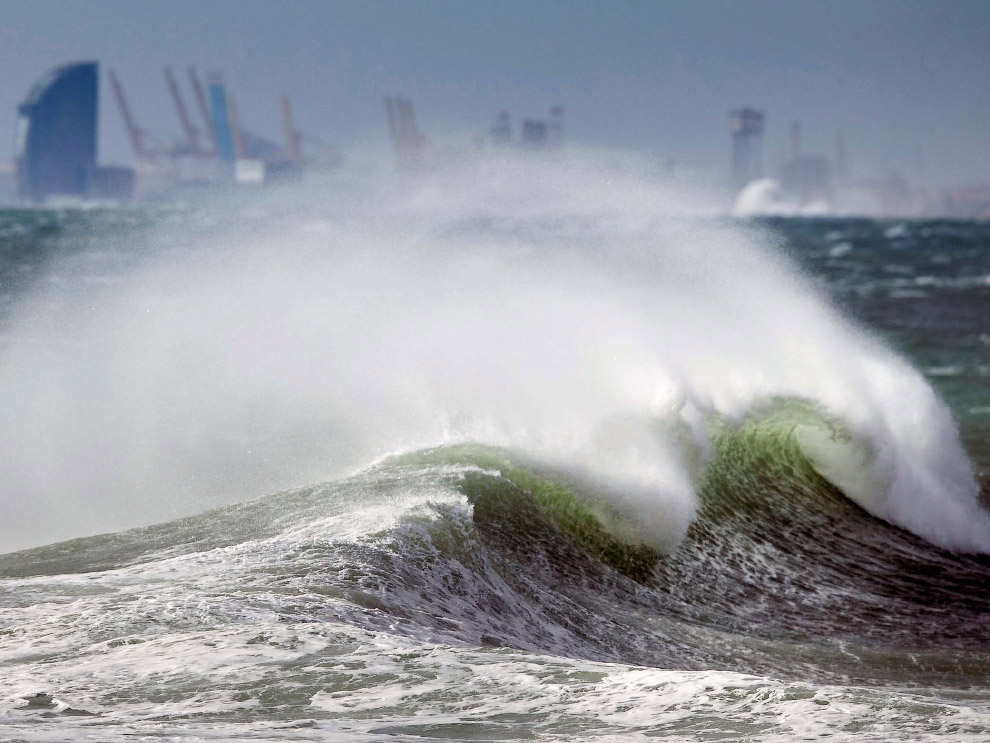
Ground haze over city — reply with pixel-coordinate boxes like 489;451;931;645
1;0;988;191
4;3;990;741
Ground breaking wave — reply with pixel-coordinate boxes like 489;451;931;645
0;150;987;559
3;161;990;740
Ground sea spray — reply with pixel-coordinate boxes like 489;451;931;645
2;205;990;742
0;150;985;554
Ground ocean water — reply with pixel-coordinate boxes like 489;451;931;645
1;159;988;741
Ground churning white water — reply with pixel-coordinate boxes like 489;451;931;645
0;150;985;553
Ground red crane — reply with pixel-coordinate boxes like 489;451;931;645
281;93;300;165
108;68;149;159
165;67;205;156
384;95;424;170
188;67;217;154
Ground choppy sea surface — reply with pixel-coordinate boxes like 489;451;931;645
1;171;988;741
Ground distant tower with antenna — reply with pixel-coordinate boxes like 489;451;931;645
729;108;765;192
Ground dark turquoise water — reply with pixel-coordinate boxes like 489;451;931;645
773;217;990;472
0;201;988;742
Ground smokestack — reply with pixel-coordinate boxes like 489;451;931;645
281;93;299;165
790;120;801;160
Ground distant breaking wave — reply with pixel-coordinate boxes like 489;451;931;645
3;151;990;742
0;150;986;556
732;178;832;217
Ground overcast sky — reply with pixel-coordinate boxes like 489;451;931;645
1;0;987;186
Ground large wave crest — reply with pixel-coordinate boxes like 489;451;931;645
0;150;986;553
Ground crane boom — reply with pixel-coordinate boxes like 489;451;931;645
280;93;299;164
226;94;245;161
384;96;399;144
108;68;147;159
188;67;217;153
165;67;202;156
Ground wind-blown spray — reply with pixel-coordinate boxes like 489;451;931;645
0;150;986;554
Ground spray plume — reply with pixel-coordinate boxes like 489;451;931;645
0;149;986;554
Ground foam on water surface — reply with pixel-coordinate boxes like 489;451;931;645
2;153;990;741
1;152;985;555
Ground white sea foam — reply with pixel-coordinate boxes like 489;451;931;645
732;177;831;217
4;609;990;742
0;149;986;553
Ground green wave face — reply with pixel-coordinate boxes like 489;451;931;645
384;403;866;584
700;399;853;516
389;445;663;581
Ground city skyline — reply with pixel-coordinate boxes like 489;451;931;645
1;0;988;187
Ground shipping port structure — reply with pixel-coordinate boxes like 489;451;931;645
15;61;133;205
383;96;566;175
13;60;332;206
723;109;976;217
7;59;986;218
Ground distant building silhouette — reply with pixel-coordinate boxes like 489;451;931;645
17;61;98;203
729;108;765;192
780;121;832;204
486;107;563;152
490;111;512;145
520;119;548;148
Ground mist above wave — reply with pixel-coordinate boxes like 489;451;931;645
0;149;985;554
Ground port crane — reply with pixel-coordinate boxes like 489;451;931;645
384;95;425;170
165;67;210;157
108;68;150;160
188;67;218;154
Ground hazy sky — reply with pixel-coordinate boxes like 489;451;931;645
1;0;987;186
